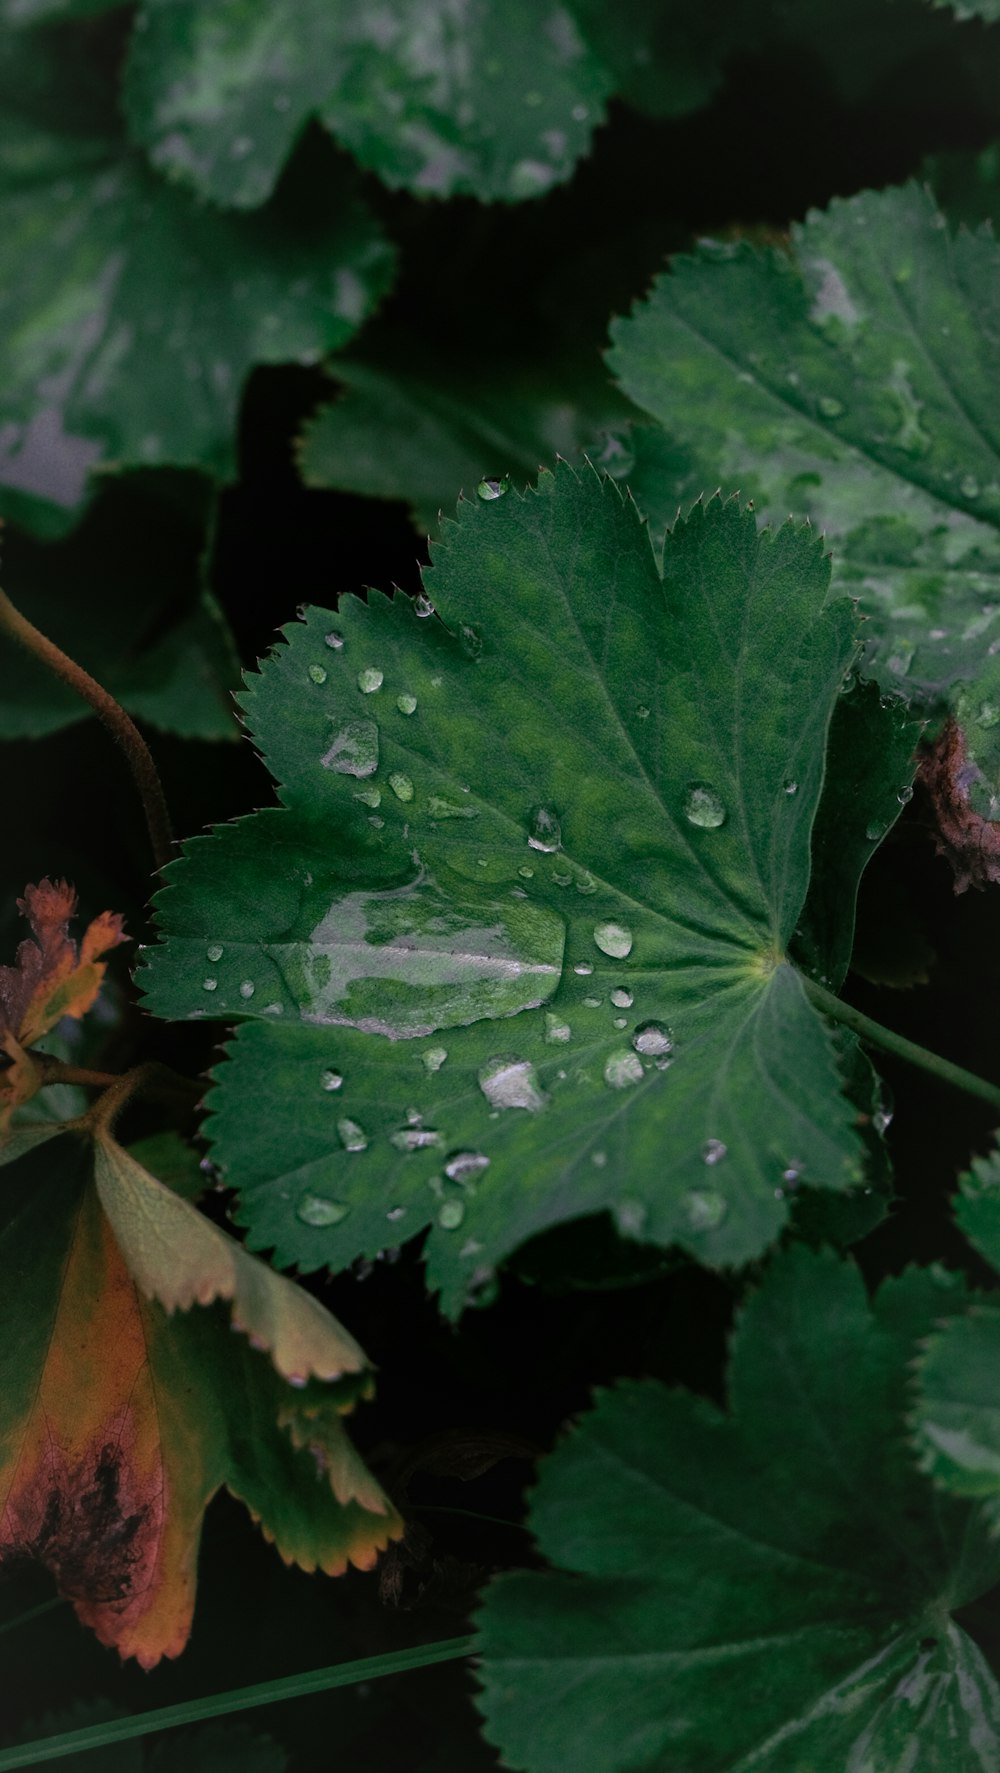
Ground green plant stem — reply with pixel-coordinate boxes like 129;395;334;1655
0;1598;63;1639
802;976;1000;1116
0;1636;475;1769
0;586;174;876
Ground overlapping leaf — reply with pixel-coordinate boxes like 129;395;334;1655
0;28;395;532
0;1130;399;1667
476;1248;1000;1772
142;467;908;1315
608;181;1000;818
913;1145;1000;1529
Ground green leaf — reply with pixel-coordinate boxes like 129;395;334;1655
0;30;395;530
298;333;635;534
0;0;120;19
142;470;885;1315
0;474;239;741
476;1247;1000;1773
933;0;1000;19
608;182;1000;817
913;1146;1000;1529
567;0;750;118
123;0;613;209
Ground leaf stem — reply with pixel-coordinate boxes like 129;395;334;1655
802;976;1000;1116
0;585;174;876
0;1636;475;1768
33;1056;200;1105
72;1062;202;1138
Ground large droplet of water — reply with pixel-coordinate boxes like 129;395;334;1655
358;667;384;693
702;1138;727;1166
322;719;379;777
320;1069;343;1091
423;1046;448;1072
594;921;633;959
684;784;727;829
390;1126;442;1151
478;1055;547;1111
296;1192;350;1227
477;476;510;501
528;806;562;852
632;1021;673;1057
388;772;414;802
683;1188;728;1231
438;1198;466;1228
397;693;418;715
337;1117;369;1152
444;1150;491;1184
604;1049;644;1088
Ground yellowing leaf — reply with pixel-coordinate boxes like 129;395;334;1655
0;1135;401;1667
93;1132;368;1387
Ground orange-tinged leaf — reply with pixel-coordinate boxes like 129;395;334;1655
0;1136;402;1667
93;1132;368;1385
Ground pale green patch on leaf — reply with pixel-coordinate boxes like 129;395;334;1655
608;182;1000;817
476;1248;1000;1772
141;468;897;1315
0;31;395;529
124;0;613;209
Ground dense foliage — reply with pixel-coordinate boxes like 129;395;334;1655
5;2;1000;1768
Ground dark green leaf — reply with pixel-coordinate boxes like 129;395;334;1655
123;0;613;208
608;182;1000;816
142;471;884;1314
476;1248;1000;1773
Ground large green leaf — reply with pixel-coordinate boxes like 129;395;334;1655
913;1147;1000;1531
608;182;1000;817
476;1247;1000;1773
0;473;239;741
141;469;902;1315
0;29;395;532
123;0;614;209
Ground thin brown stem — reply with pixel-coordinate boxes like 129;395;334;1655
32;1055;202;1105
0;585;174;876
69;1063;202;1139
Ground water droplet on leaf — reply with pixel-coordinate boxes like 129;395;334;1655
308;664;327;685
397;693;417;714
322;720;379;777
594;921;633;958
604;1049;644;1088
321;1069;343;1091
477;476;510;501
544;1011;572;1042
818;396;845;418
414;592;435;618
239;980;255;999
206;944;224;962
444;1151;490;1184
702;1138;728;1165
610;988;634;1008
296;1193;350;1227
438;1199;466;1229
632;1021;673;1056
389;772;414;802
423;1046;448;1073
202;978;218;992
358;667;384;693
865;819;888;842
337;1118;368;1152
528;807;561;852
324;631;344;649
478;1055;547;1111
684;1188;728;1230
685;784;727;828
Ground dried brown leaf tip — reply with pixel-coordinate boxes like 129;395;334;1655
0;879;127;1125
918;720;1000;894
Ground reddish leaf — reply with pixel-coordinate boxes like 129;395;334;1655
918;721;1000;893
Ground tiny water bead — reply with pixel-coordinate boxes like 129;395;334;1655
897;784;914;805
618;1199;648;1234
582;996;602;1008
683;1188;728;1231
865;819;889;842
784;781;798;796
202;978;218;992
552;870;572;887
296;1193;350;1228
386;1206;407;1223
337;1117;368;1152
388;772;414;802
518;865;534;879
397;692;418;714
239;980;255;999
818;395;845;419
444;1151;491;1184
478;1055;547;1111
423;1046;448;1072
545;1011;572;1042
528;806;562;852
574;963;593;976
308;664;328;685
391;1126;442;1150
684;784;727;829
610;988;634;1009
438;1198;466;1229
320;1069;343;1092
604;1050;644;1089
206;943;224;962
354;785;381;807
477;475;510;500
594;921;633;959
357;667;384;693
574;872;597;894
414;592;435;618
324;630;344;649
613;1016;627;1029
428;795;479;819
632;1021;673;1057
702;1138;728;1165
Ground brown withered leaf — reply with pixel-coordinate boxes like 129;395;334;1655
918;720;1000;894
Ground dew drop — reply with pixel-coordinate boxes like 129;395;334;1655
239;980;255;999
976;702;1000;729
390;1126;442;1151
397;692;418;714
574;871;597;894
574;963;593;976
528;806;562;852
873;1107;893;1136
358;667;384;693
784;781;798;796
636;704;650;720
610;988;634;1008
388;772;414;802
438;1199;466;1229
594;921;633;959
296;1193;350;1227
552;870;572;887
591;1150;608;1167
308;664;328;685
632;1020;673;1056
683;1188;728;1231
478;1055;547;1111
337;1117;368;1152
702;1138;728;1166
544;1011;572;1043
782;1162;803;1187
428;795;479;819
444;1150;490;1184
618;1198;648;1234
263;1002;284;1015
354;785;381;807
324;631;344;649
897;784;914;805
613;1016;627;1028
865;819;888;842
321;1069;343;1092
423;1046;448;1073
414;592;435;618
582;996;602;1008
818;396;845;419
322;719;379;777
202;977;218;992
386;1206;407;1222
206;944;224;962
518;865;534;878
477;476;510;500
604;1049;644;1088
684;784;727;829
